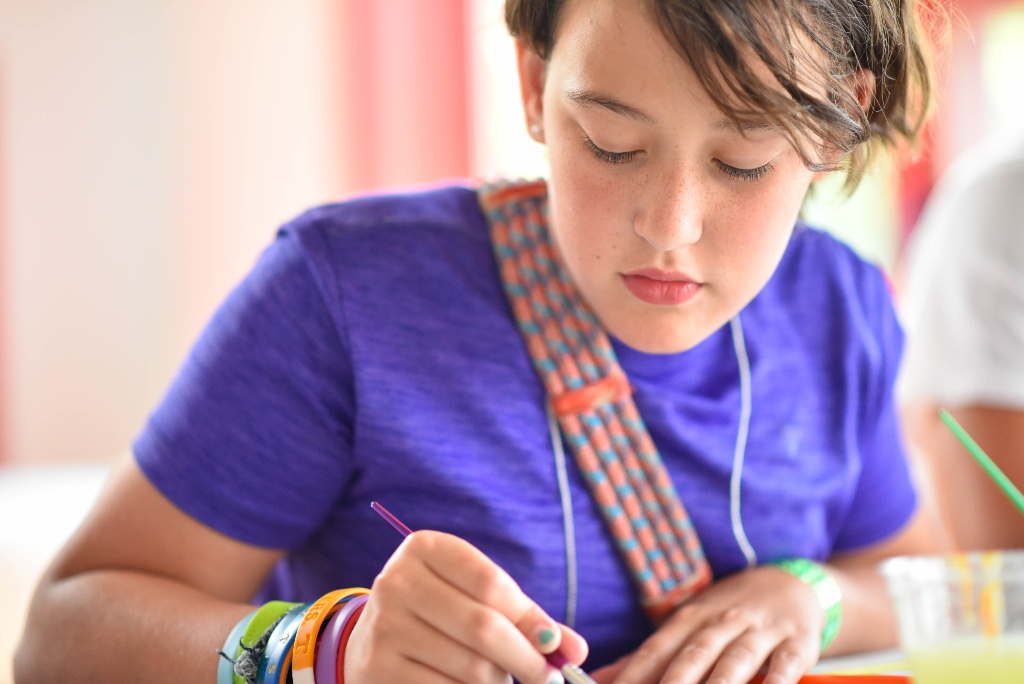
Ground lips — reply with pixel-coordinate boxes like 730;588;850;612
621;268;702;306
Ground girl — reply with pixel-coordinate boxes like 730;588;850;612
15;0;942;683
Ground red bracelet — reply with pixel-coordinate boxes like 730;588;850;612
335;601;368;684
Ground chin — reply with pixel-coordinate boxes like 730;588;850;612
622;338;697;355
609;321;706;355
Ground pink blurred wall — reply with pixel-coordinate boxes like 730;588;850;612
343;0;470;192
0;0;472;464
0;67;6;462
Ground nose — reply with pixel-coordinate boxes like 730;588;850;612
633;171;704;252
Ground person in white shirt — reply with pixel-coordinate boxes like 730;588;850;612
899;134;1024;550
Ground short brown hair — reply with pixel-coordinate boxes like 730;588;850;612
506;0;938;191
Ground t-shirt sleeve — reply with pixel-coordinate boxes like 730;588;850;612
133;226;355;548
832;259;918;552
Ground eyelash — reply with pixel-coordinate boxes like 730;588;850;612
583;136;639;165
584;134;776;183
714;159;775;182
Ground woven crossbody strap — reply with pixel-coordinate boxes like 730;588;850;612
479;179;712;623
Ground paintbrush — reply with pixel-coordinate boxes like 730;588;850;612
939;408;1024;515
370;501;596;684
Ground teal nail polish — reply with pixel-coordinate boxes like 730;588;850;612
538;628;556;646
547;671;565;684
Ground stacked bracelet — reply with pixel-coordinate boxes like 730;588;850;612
256;602;310;684
766;558;843;652
217;609;255;684
315;594;369;684
335;600;368;684
216;589;371;684
291;587;371;684
237;601;301;684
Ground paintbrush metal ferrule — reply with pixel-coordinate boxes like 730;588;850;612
561;661;598;684
546;651;597;684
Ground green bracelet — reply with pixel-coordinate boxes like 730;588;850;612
233;600;302;684
766;558;842;652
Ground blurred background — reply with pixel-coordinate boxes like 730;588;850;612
0;0;1022;681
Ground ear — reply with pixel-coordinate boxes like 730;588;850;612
851;68;876;113
515;39;546;143
812;68;876;182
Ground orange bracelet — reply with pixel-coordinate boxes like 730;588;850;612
291;587;369;684
335;601;368;684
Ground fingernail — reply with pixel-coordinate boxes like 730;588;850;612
546;670;565;684
532;624;559;653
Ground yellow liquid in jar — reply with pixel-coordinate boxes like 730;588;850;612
908;636;1024;684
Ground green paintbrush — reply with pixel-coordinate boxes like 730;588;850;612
939;408;1024;515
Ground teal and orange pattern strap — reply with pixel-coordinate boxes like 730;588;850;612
479;179;712;623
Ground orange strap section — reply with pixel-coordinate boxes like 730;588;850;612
550;371;632;417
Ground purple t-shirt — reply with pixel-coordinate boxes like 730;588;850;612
134;182;915;669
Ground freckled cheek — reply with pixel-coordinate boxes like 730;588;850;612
557;216;611;269
712;189;793;256
554;165;628;214
551;170;634;264
727;196;803;290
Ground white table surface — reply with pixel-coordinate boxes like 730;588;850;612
0;463;111;684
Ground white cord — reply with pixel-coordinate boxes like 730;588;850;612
547;317;754;620
547;402;578;628
729;315;758;567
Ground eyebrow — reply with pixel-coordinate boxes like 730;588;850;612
566;87;782;135
565;88;656;125
711;119;781;134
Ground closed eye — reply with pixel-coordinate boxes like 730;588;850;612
583;135;640;164
714;159;775;182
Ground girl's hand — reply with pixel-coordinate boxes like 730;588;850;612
344;530;588;684
594;565;823;684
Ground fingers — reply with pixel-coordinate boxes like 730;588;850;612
555;624;590;665
754;637;818;684
608;603;706;683
604;564;826;684
611;603;818;684
408;531;567;681
587;654;631;684
663;627;814;684
663;608;771;682
412;531;544;626
358;530;574;684
357;573;510;683
350;609;503;684
403;568;556;683
515;603;563;655
396;612;514;684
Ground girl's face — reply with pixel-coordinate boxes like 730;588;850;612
517;0;821;354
